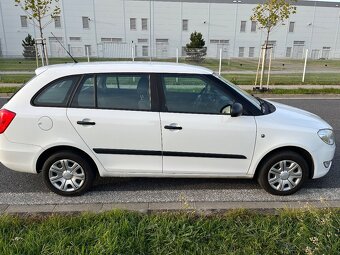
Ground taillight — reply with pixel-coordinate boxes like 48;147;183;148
0;109;16;134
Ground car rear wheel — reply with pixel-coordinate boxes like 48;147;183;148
42;151;95;196
257;151;309;196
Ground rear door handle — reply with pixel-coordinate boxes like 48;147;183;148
77;120;96;126
164;124;182;130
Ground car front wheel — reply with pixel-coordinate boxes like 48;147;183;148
257;151;309;196
42;151;95;196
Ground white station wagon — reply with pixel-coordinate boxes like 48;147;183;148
0;62;335;196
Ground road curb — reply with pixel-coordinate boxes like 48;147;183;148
1;200;339;215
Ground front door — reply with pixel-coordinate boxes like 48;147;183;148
67;73;162;174
159;74;257;175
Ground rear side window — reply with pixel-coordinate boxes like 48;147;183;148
33;76;80;107
70;73;151;111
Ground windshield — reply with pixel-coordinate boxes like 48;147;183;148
213;73;262;111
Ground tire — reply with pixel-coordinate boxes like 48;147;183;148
42;151;95;196
257;151;309;196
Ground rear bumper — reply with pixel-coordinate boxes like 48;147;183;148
311;143;336;179
0;135;41;174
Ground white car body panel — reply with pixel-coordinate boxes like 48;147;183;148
248;102;335;177
160;112;256;175
67;108;162;174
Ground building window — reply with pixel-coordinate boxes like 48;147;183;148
20;15;28;28
156;39;169;43
54;16;61;28
239;47;245;57
182;19;188;31
70;37;81;42
138;39;148;43
251;21;256;32
210;39;229;44
289;22;295;33
82;16;89;29
240;21;246;32
142;45;149;57
286;47;292;57
249;47;255;57
130;18;136;30
101;38;122;42
141;18;148;30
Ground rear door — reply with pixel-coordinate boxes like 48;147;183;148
67;73;162;174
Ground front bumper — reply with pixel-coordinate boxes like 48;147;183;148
311;143;336;179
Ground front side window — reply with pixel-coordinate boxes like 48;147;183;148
161;74;236;114
33;76;79;107
71;74;151;111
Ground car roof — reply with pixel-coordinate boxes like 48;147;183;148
35;61;214;75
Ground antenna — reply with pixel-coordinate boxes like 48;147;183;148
50;32;78;63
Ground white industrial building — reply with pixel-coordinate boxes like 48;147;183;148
0;0;340;59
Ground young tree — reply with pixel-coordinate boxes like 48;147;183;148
185;31;207;62
251;0;296;88
22;34;37;58
14;0;61;63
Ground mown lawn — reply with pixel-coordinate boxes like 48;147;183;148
0;208;339;254
1;57;340;72
2;72;340;86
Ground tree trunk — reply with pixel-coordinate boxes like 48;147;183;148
38;17;46;63
260;29;270;89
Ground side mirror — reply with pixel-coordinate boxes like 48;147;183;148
231;103;243;117
221;102;243;117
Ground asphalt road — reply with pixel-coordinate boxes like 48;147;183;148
0;98;339;204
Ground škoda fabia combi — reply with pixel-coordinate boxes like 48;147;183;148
0;62;335;196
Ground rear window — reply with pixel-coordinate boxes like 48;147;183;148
33;76;80;107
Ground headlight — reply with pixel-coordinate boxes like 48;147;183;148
318;129;335;145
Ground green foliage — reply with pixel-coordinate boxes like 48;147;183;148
185;31;207;62
22;34;37;59
251;0;296;34
186;31;206;49
0;209;339;254
14;0;60;21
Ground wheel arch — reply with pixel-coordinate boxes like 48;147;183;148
36;145;99;176
254;146;315;179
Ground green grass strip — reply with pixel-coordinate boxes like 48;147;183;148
0;208;339;254
1;86;340;95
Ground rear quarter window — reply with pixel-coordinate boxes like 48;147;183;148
32;76;80;107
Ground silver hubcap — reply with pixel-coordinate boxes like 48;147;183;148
49;159;85;192
268;160;303;192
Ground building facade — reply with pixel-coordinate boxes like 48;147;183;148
0;0;340;59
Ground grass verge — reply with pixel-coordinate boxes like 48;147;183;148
0;74;33;84
2;72;340;86
246;88;340;94
0;208;339;254
1;86;340;95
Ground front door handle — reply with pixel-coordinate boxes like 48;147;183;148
77;120;96;126
164;123;182;130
